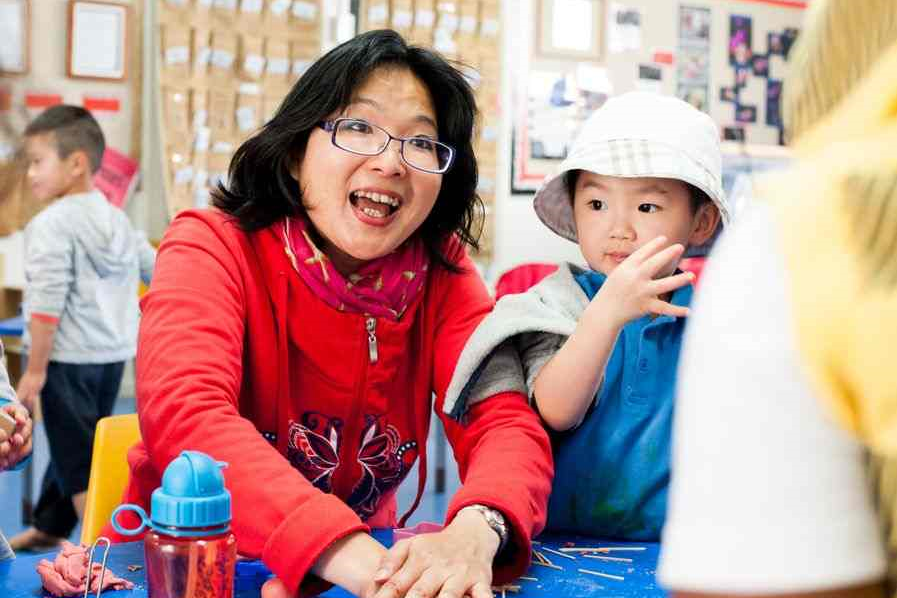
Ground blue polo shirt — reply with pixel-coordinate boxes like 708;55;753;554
544;269;693;540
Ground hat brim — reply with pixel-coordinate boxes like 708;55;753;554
532;139;730;257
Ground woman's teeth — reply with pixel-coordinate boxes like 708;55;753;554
351;191;400;217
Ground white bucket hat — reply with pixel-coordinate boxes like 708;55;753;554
533;91;731;257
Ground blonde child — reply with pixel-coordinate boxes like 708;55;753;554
445;92;729;540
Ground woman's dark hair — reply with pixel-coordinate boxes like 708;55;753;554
212;29;482;271
564;170;711;213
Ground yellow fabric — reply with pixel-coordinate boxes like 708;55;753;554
80;413;141;545
762;2;897;457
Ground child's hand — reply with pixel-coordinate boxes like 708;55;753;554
0;403;32;470
591;236;694;328
16;369;46;413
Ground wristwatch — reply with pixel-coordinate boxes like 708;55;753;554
459;504;509;553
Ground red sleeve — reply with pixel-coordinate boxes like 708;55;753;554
430;243;553;583
137;212;366;592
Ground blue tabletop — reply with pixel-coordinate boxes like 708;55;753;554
0;531;664;597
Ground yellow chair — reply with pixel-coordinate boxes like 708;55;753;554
80;413;141;545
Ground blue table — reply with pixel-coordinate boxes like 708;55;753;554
0;531;664;597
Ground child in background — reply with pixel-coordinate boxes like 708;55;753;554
9;105;156;551
0;338;34;559
444;92;730;540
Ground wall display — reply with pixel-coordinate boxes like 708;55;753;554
719;13;798;145
67;1;129;81
0;0;29;75
155;0;322;217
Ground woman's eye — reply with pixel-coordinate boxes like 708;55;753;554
408;137;436;151
587;199;606;211
639;204;660;213
345;120;373;134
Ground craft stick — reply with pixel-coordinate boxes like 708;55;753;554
533;550;555;566
583;554;633;563
541;547;576;560
578;568;624;581
532;561;563;571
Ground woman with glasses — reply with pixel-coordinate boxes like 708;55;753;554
102;29;553;598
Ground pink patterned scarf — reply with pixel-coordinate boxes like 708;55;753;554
281;217;429;321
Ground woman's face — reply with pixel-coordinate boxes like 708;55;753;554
297;67;443;275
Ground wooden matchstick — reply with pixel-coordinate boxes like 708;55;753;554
541;547;576;560
532;560;563;571
518;576;538;581
583;554;633;563
578;568;624;581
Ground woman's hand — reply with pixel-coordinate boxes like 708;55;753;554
0;403;32;470
372;508;500;598
590;235;693;328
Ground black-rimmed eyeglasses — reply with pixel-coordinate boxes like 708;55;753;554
318;118;455;174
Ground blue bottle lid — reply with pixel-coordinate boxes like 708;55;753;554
112;450;231;538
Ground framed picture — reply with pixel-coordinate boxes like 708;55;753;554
535;0;604;62
67;0;129;81
0;0;30;75
511;66;610;193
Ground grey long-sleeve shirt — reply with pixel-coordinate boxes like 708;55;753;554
23;191;156;363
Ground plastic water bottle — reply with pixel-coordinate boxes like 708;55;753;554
112;450;237;598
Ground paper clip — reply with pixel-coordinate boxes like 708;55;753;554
83;536;111;598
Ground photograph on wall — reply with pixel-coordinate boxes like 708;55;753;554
607;3;642;53
719;86;737;102
735;104;757;124
751;54;769;77
766;79;782;127
679;4;710;42
677;6;710;113
678;84;708;112
729;15;753;66
512;66;610;192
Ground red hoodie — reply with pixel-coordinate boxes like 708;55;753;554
102;210;553;591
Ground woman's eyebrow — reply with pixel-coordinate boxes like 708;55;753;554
349;97;438;131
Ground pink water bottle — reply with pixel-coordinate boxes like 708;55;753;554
112;450;237;598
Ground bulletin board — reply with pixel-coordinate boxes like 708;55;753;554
0;0;143;236
358;0;502;264
155;0;322;218
511;0;806;193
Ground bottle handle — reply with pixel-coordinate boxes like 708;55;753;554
111;504;151;536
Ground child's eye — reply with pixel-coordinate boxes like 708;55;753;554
638;204;660;213
587;199;606;211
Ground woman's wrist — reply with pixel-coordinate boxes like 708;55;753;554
450;507;502;562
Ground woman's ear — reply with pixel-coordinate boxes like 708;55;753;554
689;203;722;247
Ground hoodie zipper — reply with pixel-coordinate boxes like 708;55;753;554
366;317;379;364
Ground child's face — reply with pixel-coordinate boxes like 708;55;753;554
24;133;84;202
572;172;719;276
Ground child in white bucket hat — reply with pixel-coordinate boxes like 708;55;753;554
442;91;730;540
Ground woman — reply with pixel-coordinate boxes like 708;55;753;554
658;2;897;597
105;30;552;598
